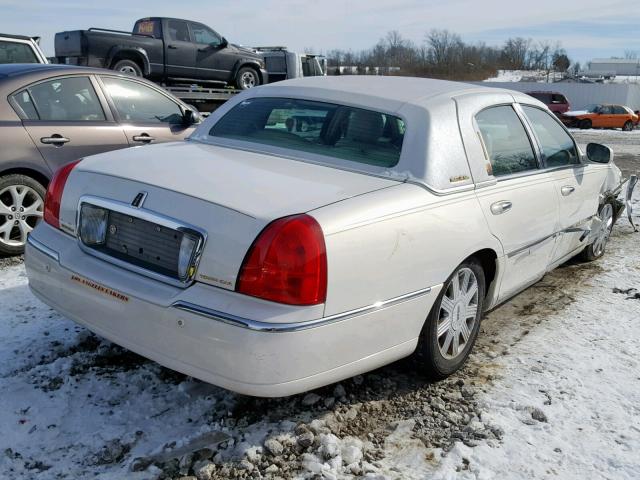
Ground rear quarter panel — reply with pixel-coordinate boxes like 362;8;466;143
310;183;502;316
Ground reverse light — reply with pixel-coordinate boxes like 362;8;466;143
236;214;327;306
44;160;81;229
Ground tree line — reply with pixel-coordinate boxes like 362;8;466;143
322;30;572;81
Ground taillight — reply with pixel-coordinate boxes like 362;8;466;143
237;214;327;306
44;160;81;229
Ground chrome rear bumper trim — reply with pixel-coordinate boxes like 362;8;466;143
172;287;433;333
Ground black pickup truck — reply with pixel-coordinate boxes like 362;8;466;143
55;17;268;89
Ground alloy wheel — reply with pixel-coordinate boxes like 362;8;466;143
241;71;257;89
592;203;614;257
0;185;43;248
119;66;139;76
437;267;479;360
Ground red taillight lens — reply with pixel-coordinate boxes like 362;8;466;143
237;214;327;306
43;160;81;229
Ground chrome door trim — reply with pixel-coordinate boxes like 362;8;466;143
172;286;434;333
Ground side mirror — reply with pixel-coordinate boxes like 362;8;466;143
220;37;228;48
182;108;199;126
627;174;638;232
586;143;613;164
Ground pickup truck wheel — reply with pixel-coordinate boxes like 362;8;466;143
581;202;614;261
112;59;143;77
0;174;46;255
413;259;485;380
579;119;592;130
622;121;634;132
236;67;259;90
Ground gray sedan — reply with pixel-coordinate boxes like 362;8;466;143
0;63;200;254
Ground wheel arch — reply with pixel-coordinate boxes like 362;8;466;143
0;167;50;187
107;47;151;76
232;60;264;84
463;248;499;306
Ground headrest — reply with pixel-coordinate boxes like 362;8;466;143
347;110;383;144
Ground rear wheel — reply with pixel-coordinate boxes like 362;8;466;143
622;121;634;132
235;67;260;90
413;259;485;379
579;119;592;130
581;202;614;261
0;174;46;255
112;59;143;77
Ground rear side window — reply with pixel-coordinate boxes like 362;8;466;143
25;77;105;121
210;97;405;168
0;40;38;64
522;106;579;167
475;106;538;177
551;94;567;104
102;76;184;124
529;92;551;104
612;105;627;114
167;20;190;42
11;90;39;119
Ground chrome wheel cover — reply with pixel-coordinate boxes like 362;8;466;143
592;203;614;257
437;267;479;360
241;71;257;88
119;65;139;76
0;185;43;247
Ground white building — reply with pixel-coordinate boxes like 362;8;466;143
588;59;640;77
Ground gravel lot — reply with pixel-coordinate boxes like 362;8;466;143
0;129;638;480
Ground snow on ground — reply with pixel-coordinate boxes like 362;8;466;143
484;70;557;83
0;131;639;479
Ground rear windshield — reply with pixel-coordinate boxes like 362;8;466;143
209;97;405;168
0;40;38;64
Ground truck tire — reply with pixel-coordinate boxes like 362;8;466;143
235;67;260;90
112;59;143;77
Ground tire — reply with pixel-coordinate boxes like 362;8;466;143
413;259;486;380
579;119;592;130
112;59;143;77
0;174;46;256
622;121;634;132
581;202;614;261
235;67;260;90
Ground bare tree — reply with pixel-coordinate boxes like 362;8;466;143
502;37;531;69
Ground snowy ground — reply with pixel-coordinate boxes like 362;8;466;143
483;70;560;83
1;131;639;479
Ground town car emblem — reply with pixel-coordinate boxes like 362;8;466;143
131;191;147;208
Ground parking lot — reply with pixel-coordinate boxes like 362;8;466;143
0;128;638;480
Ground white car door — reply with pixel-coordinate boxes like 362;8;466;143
520;105;604;265
472;105;560;301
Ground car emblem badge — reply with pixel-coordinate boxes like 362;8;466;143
131;191;147;208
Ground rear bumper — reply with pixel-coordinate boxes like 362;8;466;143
25;224;437;397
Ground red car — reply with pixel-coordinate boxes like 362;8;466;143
525;91;570;116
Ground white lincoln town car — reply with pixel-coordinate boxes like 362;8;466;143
25;76;635;397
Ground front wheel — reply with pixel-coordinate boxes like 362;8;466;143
581;202;614;261
413;259;485;379
0;174;46;255
579;119;592;130
622;121;634;132
235;67;260;90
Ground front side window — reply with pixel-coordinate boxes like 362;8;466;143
209;97;405;168
522;106;579;167
0;40;38;64
475;106;538;177
102;77;184;124
26;77;105;121
190;24;221;46
167;20;190;42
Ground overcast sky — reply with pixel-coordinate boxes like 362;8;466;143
2;0;639;64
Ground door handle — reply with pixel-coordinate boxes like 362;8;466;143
40;135;70;146
132;134;155;143
490;200;512;215
561;185;575;196
168;45;178;49
197;48;208;52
